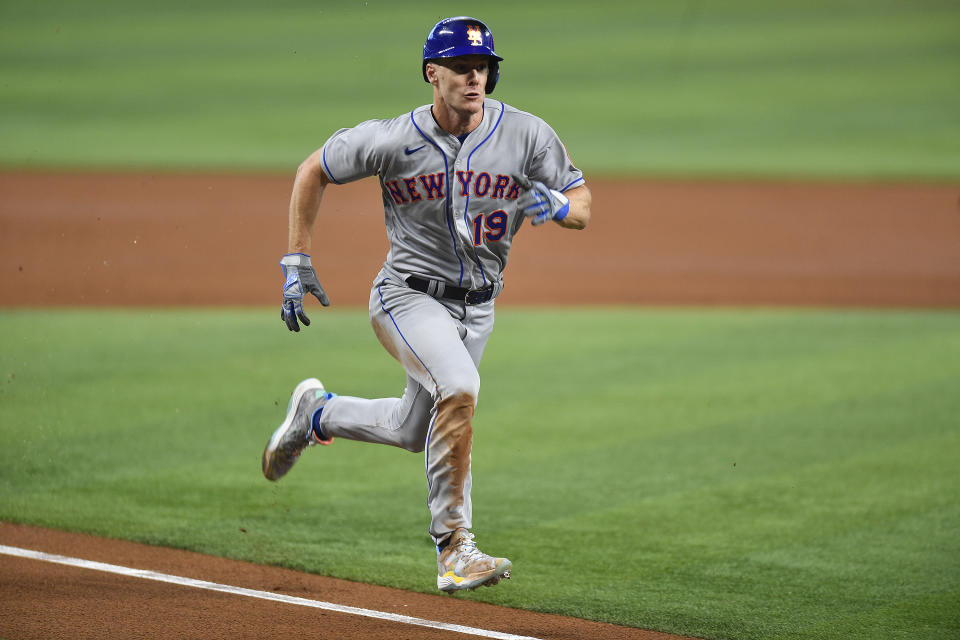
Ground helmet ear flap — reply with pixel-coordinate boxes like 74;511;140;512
485;59;499;94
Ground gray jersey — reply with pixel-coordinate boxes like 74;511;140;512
319;98;584;289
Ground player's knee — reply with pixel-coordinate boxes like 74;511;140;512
432;392;475;470
439;391;476;415
402;388;476;454
442;371;480;405
435;392;476;438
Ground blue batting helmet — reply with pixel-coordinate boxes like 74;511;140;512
422;16;503;94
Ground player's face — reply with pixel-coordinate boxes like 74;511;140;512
429;55;489;115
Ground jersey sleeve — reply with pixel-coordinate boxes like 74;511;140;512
528;122;585;193
318;120;384;185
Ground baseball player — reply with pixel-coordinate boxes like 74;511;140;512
262;16;591;592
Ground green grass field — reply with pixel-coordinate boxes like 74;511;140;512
1;0;958;178
1;308;958;639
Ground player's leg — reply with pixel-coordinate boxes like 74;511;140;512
324;278;491;535
297;276;509;589
262;280;447;479
426;300;510;591
314;278;488;453
317;373;433;452
423;300;494;541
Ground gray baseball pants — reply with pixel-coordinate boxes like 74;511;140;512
316;266;495;543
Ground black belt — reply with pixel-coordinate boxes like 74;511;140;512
406;276;495;305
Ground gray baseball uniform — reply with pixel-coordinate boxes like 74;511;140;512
314;98;584;542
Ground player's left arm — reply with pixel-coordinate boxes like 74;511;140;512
554;184;591;230
513;175;592;230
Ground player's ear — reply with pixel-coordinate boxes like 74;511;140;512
425;62;439;86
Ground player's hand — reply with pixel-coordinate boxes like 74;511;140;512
512;174;570;226
280;253;330;332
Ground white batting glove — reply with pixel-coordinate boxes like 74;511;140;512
512;174;570;226
280;253;330;332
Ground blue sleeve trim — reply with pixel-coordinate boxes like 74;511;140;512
321;145;343;185
560;176;585;193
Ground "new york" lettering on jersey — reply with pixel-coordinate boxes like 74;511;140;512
384;172;522;206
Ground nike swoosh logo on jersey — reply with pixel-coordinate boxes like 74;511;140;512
404;145;426;155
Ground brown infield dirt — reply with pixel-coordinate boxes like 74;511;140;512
1;171;959;639
1;171;959;308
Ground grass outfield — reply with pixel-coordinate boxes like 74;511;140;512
1;308;958;639
1;0;958;179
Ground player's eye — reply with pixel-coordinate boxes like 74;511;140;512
454;63;485;74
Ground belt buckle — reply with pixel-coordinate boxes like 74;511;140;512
464;287;491;306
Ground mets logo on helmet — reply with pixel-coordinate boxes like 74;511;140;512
467;26;483;46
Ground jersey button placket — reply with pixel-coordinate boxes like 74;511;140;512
445;150;471;287
454;147;484;289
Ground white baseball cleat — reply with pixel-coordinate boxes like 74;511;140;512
436;528;512;592
261;378;334;481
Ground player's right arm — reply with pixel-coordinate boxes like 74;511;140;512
280;121;380;331
279;149;333;332
288;149;332;255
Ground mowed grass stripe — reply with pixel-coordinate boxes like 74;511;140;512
1;1;957;177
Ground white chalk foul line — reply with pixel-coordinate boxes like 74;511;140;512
0;544;540;640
